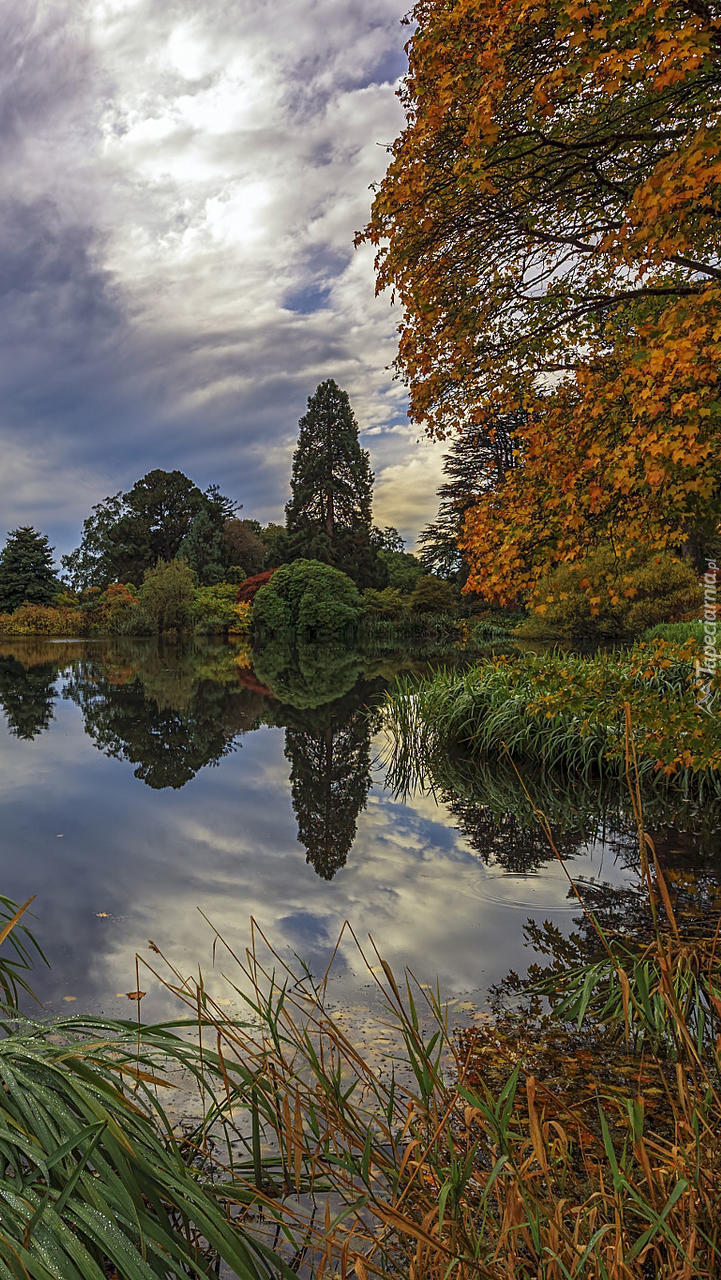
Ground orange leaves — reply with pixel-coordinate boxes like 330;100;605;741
362;0;721;604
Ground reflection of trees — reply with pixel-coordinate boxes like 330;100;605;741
252;636;361;710
393;746;721;871
268;668;384;879
445;796;585;874
284;709;372;880
0;656;57;740
63;645;267;789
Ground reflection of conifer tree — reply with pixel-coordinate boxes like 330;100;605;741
283;698;375;880
445;796;584;874
63;661;260;789
0;657;57;740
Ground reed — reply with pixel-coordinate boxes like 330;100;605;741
383;640;721;800
0;907;297;1280
141;866;721;1276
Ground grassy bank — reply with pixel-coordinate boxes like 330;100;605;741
384;638;721;800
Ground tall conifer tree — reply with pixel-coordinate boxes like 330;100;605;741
285;380;381;585
418;415;521;582
0;527;57;612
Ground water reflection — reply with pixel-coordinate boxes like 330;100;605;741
62;647;263;790
0;637;717;1021
0;654;57;740
279;698;376;880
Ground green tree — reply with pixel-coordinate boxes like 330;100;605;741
0;527;58;612
179;509;225;585
378;549;424;594
418;416;520;582
258;523;291;569
286;380;382;586
139;559;196;633
253;559;362;641
61;494;125;591
62;472;238;589
222;519;266;577
372;526;405;554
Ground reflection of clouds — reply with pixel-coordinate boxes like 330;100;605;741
0;673;640;1029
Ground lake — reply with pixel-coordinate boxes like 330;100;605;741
0;637;712;1026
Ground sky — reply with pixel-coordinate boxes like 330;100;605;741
0;0;447;562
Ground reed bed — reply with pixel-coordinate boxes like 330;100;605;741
383;640;721;800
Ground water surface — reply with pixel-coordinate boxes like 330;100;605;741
0;638;712;1024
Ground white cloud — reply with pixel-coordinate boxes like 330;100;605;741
0;0;433;554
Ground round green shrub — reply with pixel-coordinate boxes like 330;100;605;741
253;559;361;640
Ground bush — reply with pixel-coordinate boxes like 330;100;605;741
522;547;702;639
139;559;195;633
253;559;361;640
193;582;250;633
0;604;86;636
80;582;145;635
361;586;408;618
410;574;458;614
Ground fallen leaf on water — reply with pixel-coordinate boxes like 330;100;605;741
96;912;110;918
63;996;77;1003
126;990;146;1001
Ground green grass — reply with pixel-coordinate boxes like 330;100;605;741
382;641;721;799
0;901;297;1280
641;620;705;643
0;1012;297;1280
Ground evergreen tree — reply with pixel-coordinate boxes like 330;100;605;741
285;380;382;586
418;414;522;582
179;509;225;585
284;702;373;880
0;527;58;612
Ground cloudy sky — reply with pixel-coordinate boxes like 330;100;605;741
1;0;445;561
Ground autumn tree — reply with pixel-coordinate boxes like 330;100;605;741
286;381;383;586
0;527;58;612
361;0;721;600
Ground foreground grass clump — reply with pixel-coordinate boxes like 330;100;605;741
385;638;721;798
0;903;294;1280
